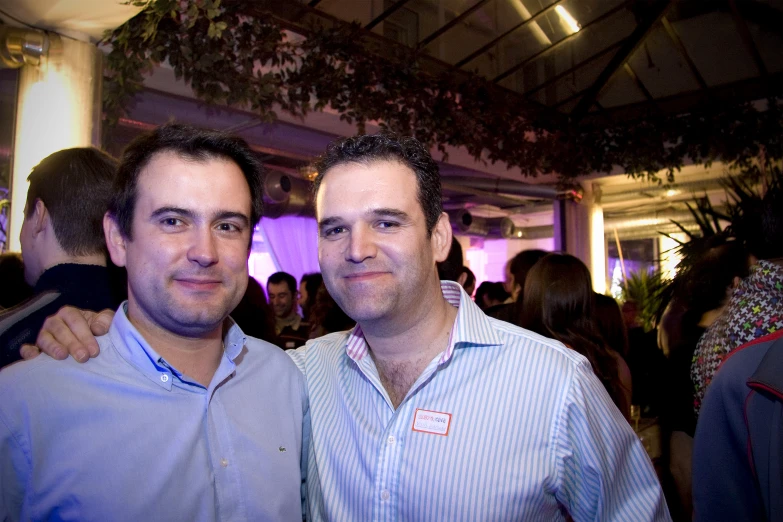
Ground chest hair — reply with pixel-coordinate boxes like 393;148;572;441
373;352;436;409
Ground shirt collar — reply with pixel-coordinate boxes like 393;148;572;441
109;302;247;390
345;280;503;363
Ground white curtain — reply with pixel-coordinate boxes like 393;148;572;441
258;216;320;285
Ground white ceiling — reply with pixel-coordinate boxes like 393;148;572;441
0;0;141;42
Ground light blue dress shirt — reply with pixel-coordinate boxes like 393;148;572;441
292;281;670;522
0;304;307;522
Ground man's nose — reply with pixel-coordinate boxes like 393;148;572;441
346;225;377;263
187;228;219;267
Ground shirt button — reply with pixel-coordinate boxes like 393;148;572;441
221;458;228;468
380;490;390;501
387;436;395;445
160;374;169;383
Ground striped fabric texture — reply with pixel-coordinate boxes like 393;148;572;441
291;281;670;521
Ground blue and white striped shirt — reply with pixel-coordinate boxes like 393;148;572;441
291;281;670;521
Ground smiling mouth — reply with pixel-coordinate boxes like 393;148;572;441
344;272;387;281
175;278;222;289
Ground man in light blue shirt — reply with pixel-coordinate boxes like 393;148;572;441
27;132;669;521
0;124;307;521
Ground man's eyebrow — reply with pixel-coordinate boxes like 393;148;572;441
150;207;249;226
213;211;249;226
318;216;342;230
370;208;410;220
150;206;196;220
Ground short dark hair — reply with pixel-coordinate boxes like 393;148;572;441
300;272;323;298
313;133;443;235
475;281;509;306
460;266;475;288
267;271;297;295
109;123;263;241
509;249;548;292
26;147;117;256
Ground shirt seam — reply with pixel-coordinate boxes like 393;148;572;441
548;357;577;500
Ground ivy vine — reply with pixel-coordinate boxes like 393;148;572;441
104;0;782;181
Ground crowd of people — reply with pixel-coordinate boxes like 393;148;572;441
0;123;780;521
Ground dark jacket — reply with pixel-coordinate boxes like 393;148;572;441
693;329;783;522
0;264;119;368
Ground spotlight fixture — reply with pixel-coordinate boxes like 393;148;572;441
0;26;49;69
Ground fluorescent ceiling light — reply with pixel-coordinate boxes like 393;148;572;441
555;5;581;34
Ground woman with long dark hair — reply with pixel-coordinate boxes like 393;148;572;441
519;253;632;419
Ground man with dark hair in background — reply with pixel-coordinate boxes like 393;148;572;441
0;124;306;521
268;270;309;349
486;248;548;323
298;272;323;323
0;148;120;368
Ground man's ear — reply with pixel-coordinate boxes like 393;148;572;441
29;199;48;237
457;271;468;286
431;212;453;263
104;212;128;267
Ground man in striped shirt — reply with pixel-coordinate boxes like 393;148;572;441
27;132;670;521
294;133;669;521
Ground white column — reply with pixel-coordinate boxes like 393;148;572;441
552;184;606;293
8;34;102;252
589;183;606;294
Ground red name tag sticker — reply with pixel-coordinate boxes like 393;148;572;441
411;408;452;436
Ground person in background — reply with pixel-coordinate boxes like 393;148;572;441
487;248;548;323
691;179;783;415
473;281;510;311
622;298;666;417
0;148;121;369
520;253;633;419
691;179;783;522
298;272;323;323
658;239;749;520
594;292;629;360
436;236;463;281
267;271;308;349
308;282;355;338
456;265;475;297
503;248;549;303
0;253;33;310
229;276;277;344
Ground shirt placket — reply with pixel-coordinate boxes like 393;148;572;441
205;361;244;522
354;355;447;522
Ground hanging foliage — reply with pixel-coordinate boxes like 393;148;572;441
104;0;783;181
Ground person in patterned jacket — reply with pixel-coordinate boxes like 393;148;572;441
691;177;783;414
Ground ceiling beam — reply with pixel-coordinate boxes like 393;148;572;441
493;0;632;84
582;69;783;123
365;0;413;31
453;0;566;69
417;0;492;50
522;39;625;97
661;15;708;90
571;0;670;121
728;0;768;78
623;63;655;102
